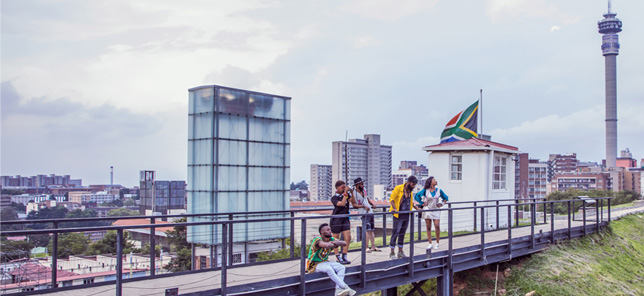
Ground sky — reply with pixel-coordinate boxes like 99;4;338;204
1;0;643;188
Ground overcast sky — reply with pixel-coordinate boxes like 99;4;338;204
2;0;643;187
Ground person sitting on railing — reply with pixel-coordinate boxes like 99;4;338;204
414;176;449;250
351;177;380;253
330;180;357;264
306;223;357;296
388;175;418;260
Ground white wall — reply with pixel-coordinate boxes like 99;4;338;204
426;150;516;232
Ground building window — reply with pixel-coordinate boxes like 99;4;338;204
493;156;507;189
233;253;243;264
450;155;462;181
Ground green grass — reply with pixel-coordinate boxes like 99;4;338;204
503;213;644;296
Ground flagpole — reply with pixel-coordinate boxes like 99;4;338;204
479;89;483;139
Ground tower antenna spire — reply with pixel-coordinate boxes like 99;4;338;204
608;0;612;14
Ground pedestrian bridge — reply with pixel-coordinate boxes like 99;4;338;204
2;197;630;296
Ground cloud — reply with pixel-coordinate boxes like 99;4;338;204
485;0;580;24
1;81;185;186
550;25;560;32
351;35;380;48
339;0;440;21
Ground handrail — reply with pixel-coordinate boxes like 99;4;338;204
0;196;613;296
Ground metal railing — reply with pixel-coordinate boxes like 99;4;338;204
0;197;612;296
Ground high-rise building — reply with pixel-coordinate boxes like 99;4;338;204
310;164;332;201
514;153;548;200
332;134;392;195
139;170;186;216
547;153;578;182
187;85;290;246
598;1;622;168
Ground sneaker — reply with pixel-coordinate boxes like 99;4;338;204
426;243;433;249
342;254;351;265
397;251;407;259
389;252;397;260
433;243;439;250
337;287;356;296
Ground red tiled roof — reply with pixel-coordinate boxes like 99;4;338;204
112;219;174;232
8;262;77;280
422;138;518;152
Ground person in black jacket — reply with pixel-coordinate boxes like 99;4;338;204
330;180;354;264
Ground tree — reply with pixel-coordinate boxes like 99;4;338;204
88;231;134;255
123;198;137;207
164;218;191;272
10;201;26;213
27;234;51;247
1;240;34;262
47;232;90;259
108;208;139;217
61;209;108;228
1;208;20;231
119;188;131;200
27;206;69;229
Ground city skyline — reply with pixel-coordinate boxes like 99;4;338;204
2;1;644;187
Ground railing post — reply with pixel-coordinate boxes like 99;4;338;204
473;202;478;232
417;211;422;241
567;201;572;240
543;199;547;224
116;229;124;296
600;199;604;222
228;214;234;265
515;200;520;227
150;217;156;276
361;215;367;288
221;223;228;296
550;202;555;243
299;219;307;296
596;198;600;233
507;206;512;257
51;221;58;288
409;212;414;278
530;201;535;249
290;212;295;259
495;201;499;230
608;198;611;223
382;212;387;248
480;207;485;261
582;200;587;237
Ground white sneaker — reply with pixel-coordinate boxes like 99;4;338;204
433;243;439;250
427;243;433;249
337;287;356;296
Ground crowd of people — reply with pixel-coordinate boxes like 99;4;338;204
305;175;449;296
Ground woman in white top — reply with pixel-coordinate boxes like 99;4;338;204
413;176;449;250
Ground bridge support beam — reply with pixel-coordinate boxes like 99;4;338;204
382;286;397;296
436;265;453;296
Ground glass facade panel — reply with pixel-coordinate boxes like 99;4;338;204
194;113;213;139
218;89;248;116
216;165;247;191
217;140;247;165
218;114;247;140
188;85;290;245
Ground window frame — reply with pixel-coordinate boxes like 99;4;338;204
450;154;463;181
493;155;507;190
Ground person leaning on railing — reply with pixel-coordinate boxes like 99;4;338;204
388;175;418;260
413;176;449;250
306;223;357;296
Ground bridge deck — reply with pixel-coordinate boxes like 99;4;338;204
38;206;643;296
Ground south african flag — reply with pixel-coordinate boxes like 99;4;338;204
440;101;479;143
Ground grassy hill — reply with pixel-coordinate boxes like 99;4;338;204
365;213;644;296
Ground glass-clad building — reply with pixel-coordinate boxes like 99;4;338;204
187;85;290;245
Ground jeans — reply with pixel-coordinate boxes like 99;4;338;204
390;214;409;249
315;261;348;289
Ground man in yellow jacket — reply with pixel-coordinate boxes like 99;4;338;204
388;175;418;260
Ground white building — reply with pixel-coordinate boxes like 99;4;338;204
332;134;392;195
422;138;519;231
310;164;332;201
